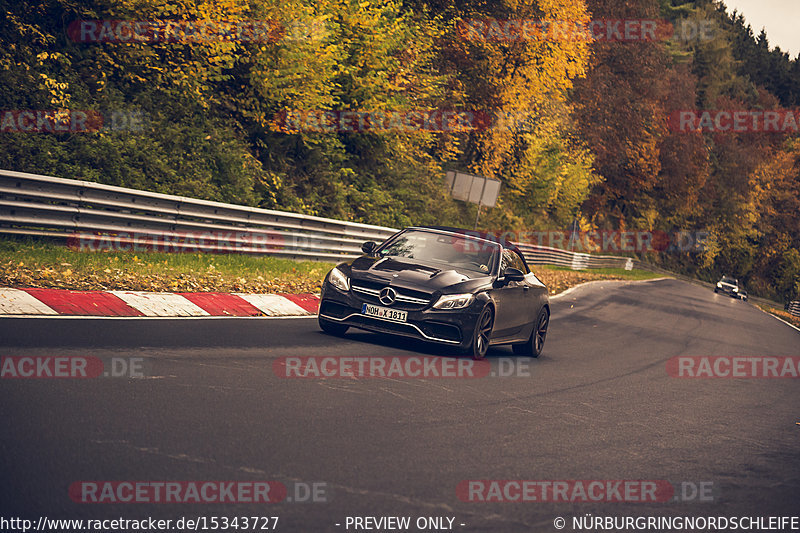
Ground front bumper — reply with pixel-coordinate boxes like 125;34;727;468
318;284;482;348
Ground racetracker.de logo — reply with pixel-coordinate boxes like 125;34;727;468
69;481;287;504
274;356;492;379
451;229;708;254
67;19;293;43
457;19;674;42
274;109;497;133
668;110;800;133
0;356;144;379
0;110;103;133
0;110;148;133
67;230;285;254
457;480;675;502
666;356;800;378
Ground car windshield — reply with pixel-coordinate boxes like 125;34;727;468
721;277;737;284
378;229;499;274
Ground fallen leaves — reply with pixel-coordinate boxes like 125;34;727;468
759;305;800;329
534;269;628;295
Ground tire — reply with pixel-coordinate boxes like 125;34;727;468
318;316;349;336
512;307;549;358
468;306;494;360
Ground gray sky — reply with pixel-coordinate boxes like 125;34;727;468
722;0;800;58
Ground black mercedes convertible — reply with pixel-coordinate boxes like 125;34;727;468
317;226;550;360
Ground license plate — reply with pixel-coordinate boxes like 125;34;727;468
361;303;407;322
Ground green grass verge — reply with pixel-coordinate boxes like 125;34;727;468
0;238;335;293
0;238;333;277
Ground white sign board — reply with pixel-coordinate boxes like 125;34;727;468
444;171;500;207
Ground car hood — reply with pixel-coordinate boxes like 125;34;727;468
344;256;492;293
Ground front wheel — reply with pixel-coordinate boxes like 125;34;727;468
512;307;549;358
318;316;349;336
468;306;494;360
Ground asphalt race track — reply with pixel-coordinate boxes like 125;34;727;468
1;278;799;532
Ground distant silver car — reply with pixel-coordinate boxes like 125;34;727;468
715;276;747;300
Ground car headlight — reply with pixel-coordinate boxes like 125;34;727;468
732;287;738;292
328;267;350;292
716;282;722;288
433;293;474;310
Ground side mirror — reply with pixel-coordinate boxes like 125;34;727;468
362;241;378;255
503;267;525;282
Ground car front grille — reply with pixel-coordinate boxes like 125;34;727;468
350;281;432;310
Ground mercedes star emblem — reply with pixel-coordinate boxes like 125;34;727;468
379;287;397;306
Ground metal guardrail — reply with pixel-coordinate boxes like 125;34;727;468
515;243;634;271
0;169;397;261
0;169;788;308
